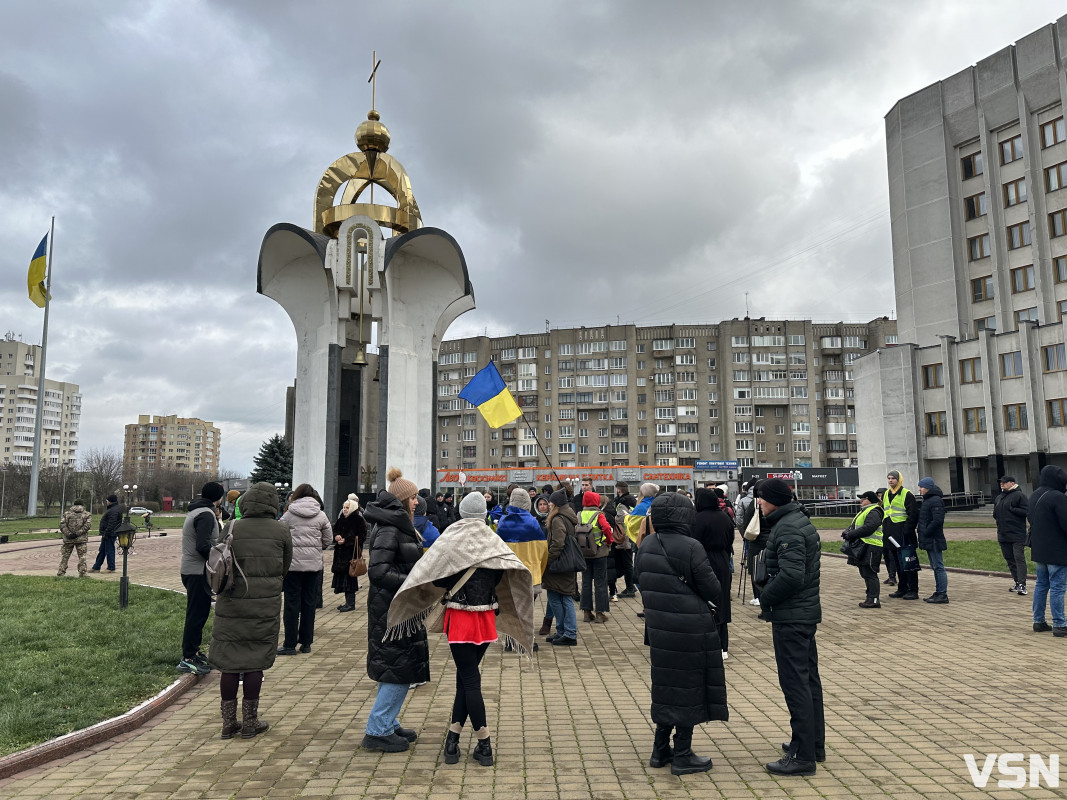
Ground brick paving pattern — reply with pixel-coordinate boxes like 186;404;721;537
0;528;1064;799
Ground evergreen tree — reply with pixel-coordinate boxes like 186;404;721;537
250;434;294;485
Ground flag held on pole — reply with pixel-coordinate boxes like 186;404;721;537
459;362;522;428
27;234;48;308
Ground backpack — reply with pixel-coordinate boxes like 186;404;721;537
575;509;606;558
205;521;247;595
611;503;631;546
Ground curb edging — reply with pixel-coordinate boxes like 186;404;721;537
0;672;202;780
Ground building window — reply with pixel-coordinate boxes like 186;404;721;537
1048;398;1067;427
1014;307;1038;325
968;234;990;261
925;411;947;436
971;275;994;302
1042;117;1066;148
1057;257;1067;284
1044;344;1067;372
1004;403;1028;431
921;363;944;389
1060;300;1067;321
1000;134;1024;164
964;193;988;219
1007;222;1031;250
1000;351;1023;378
1004;178;1027;208
961;151;983;179
963;407;986;433
1047;161;1067;192
975;315;996;332
1051;209;1067;238
959;357;982;384
1010;265;1035;292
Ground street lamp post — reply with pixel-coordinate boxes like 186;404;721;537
792;470;803;500
116;482;138;610
274;482;290;515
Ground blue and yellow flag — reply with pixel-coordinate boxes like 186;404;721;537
27;234;48;308
458;361;522;428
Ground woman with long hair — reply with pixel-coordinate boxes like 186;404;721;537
278;483;333;655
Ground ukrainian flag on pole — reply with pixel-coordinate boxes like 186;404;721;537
459;361;522;428
27;234;48;308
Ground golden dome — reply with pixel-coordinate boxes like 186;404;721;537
355;110;390;153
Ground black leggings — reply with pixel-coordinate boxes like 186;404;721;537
220;671;263;702
450;642;490;729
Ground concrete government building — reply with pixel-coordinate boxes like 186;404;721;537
0;334;81;468
122;414;220;478
437;318;896;488
858;15;1067;493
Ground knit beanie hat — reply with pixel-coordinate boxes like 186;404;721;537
887;470;901;481
917;477;936;490
386;468;418;503
549;488;569;508
415;495;427;516
107;494;119;504
459;491;487;519
201;482;225;502
509;487;532;511
226;489;241;503
758;478;792;507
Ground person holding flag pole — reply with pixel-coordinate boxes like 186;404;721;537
25;219;54;517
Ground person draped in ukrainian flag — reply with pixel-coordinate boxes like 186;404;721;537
495;487;548;651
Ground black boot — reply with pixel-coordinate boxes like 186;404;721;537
338;591;356;612
648;723;673;768
472;735;494;766
669;726;712;775
443;730;461;764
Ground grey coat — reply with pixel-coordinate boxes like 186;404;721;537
209;483;293;674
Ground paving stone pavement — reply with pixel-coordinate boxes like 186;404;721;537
1;530;1065;799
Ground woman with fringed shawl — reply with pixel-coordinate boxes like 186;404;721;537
386;490;533;768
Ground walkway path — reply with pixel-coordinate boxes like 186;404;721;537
0;532;1063;799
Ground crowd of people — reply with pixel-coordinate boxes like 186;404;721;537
50;458;1067;775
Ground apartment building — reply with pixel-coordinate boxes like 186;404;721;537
437;318;896;475
859;15;1067;492
0;334;81;467
123;414;220;477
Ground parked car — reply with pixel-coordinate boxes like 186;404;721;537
129;506;151;515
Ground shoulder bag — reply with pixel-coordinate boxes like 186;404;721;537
546;517;588;573
743;504;761;541
348;534;367;578
423;566;478;632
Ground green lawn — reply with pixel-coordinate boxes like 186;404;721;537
0;574;199;756
0;516;186;542
810;516;994;530
821;539;1022;573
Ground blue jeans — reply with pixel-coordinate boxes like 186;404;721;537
1033;563;1067;629
92;536;116;570
545;589;577;639
925;549;947;594
365;682;411;737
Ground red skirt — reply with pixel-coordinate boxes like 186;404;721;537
442;607;498;645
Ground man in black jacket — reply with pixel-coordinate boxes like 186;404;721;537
1028;465;1067;636
993;476;1029;595
90;494;123;572
606;481;638;599
883;470;920;600
756;478;824;777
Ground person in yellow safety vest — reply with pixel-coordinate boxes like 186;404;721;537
841;491;885;608
883;471;920;600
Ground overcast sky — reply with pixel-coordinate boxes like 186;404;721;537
2;1;1064;475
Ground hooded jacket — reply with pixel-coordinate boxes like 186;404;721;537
916;484;947;552
634;493;727;726
60;503;92;544
415;512;442;549
1028;465;1067;566
993;485;1029;543
281;496;333;572
209;482;293;673
758;500;821;625
363;490;430;685
543;504;579;596
692;488;734;625
580;491;613;558
99;501;123;539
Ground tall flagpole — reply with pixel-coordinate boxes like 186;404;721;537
27;216;54;517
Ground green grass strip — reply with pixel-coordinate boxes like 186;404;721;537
820;539;1024;573
0;574;201;756
0;516;187;541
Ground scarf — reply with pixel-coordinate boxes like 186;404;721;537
385;517;534;654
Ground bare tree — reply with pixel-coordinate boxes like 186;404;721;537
80;448;124;511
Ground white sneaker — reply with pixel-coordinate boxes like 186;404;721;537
749;597;761;606
721;650;729;660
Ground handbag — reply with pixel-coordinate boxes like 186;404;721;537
546;518;588;573
898;544;921;572
743;504;761;542
348;537;367;578
752;547;768;588
841;538;867;566
423;566;478;632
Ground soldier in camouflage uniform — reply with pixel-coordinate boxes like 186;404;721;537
57;499;92;577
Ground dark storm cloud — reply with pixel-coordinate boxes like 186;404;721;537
0;0;1063;472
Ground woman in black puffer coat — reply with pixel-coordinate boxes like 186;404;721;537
359;469;429;753
692;488;734;658
634;493;726;776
